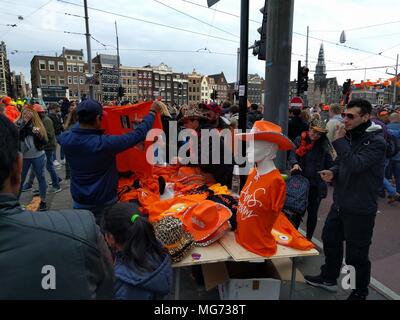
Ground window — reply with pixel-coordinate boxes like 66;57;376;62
40;76;47;85
73;66;78;73
49;76;56;85
72;56;77;60
79;56;83;60
160;75;165;81
67;56;71;60
68;76;72;84
189;87;192;92
39;60;46;70
79;66;84;73
80;77;84;85
58;62;64;71
155;81;159;88
59;77;65;86
193;80;196;84
73;76;78;84
67;66;72;72
49;61;56;71
154;74;159;80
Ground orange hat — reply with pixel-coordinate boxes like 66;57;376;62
33;104;45;113
322;105;330;111
1;96;11;105
237;120;294;151
379;111;389;116
182;200;232;243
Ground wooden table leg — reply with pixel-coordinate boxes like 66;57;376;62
289;257;297;300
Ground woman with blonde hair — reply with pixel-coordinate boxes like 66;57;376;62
16;104;49;211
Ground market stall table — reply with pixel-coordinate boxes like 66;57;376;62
172;232;319;300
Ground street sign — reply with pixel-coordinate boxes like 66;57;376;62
290;96;304;109
207;0;220;8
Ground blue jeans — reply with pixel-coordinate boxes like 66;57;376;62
391;160;400;193
21;154;47;201
56;134;65;161
383;160;396;197
26;151;61;189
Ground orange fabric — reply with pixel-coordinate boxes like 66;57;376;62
102;101;163;177
5;105;20;122
143;194;208;223
235;169;286;257
272;213;315;251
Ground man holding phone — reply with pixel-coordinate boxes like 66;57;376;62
305;99;386;300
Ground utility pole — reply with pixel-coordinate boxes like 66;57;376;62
115;21;121;87
263;0;295;171
234;47;240;105
83;0;94;99
238;0;249;133
304;25;309;107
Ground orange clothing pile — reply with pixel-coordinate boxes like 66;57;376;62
5;105;20;122
235;169;286;257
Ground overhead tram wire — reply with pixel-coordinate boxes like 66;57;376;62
180;0;261;23
293;32;396;61
153;0;238;39
57;0;238;44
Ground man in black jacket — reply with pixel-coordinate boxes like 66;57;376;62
305;99;386;300
0;114;114;299
288;107;309;142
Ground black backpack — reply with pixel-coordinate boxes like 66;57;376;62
386;133;400;158
283;174;310;214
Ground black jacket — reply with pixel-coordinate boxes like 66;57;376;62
288;116;309;142
0;194;114;299
247;111;263;128
331;121;386;215
49;113;64;136
17;120;48;152
289;134;334;197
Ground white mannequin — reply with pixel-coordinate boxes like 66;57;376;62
246;140;279;176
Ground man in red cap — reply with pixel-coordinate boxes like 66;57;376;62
203;102;230;130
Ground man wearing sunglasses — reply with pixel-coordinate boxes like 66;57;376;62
305;99;386;300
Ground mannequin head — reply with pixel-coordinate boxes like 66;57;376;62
246;140;279;164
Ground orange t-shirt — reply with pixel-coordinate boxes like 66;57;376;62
235;169;286;257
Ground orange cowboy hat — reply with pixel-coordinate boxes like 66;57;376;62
237;120;294;151
182;200;232;244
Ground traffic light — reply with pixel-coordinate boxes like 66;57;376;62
118;86;125;98
297;61;309;95
252;1;268;61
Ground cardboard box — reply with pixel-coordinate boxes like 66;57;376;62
203;261;282;300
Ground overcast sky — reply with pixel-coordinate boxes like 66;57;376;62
2;0;400;86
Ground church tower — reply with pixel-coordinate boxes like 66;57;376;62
314;43;327;85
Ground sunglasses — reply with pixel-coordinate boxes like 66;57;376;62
341;112;356;120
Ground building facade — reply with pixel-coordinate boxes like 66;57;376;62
11;72;28;98
92;54;119;102
173;72;188;106
0;41;12;97
188;69;202;105
208;72;229;104
137;67;153;101
248;74;263;105
61;48;89;100
31;55;69;103
201;76;211;103
121;66;138;102
151;63;173;104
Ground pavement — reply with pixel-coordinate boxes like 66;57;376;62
20;163;391;300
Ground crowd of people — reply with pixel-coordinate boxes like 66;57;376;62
1;93;399;300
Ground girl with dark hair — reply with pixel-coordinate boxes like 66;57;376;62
288;119;335;240
103;202;172;300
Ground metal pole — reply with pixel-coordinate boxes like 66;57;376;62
238;0;249;190
115;21;121;86
393;53;399;106
84;0;94;99
238;0;249;132
306;26;309;68
264;0;295;171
